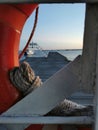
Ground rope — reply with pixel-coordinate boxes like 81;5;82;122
9;61;93;116
9;61;42;96
46;99;93;116
19;6;39;59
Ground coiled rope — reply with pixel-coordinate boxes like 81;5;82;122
9;61;42;96
46;99;93;116
19;6;39;59
9;61;93;116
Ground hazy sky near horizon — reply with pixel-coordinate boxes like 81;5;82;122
20;4;86;50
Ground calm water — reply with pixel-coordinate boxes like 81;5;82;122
57;49;82;61
20;49;82;61
45;49;82;61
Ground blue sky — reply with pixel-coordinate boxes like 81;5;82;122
20;4;85;50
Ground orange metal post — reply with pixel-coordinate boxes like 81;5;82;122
0;4;38;113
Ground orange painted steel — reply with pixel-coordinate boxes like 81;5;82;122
0;4;38;114
25;124;44;130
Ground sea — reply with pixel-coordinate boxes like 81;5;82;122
20;49;82;61
44;49;82;61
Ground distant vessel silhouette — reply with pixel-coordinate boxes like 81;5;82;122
26;42;48;57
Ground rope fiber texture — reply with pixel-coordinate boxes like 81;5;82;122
9;61;42;96
9;61;93;116
46;99;93;116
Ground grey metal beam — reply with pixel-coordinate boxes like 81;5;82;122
81;4;98;93
94;5;98;129
0;0;98;3
0;116;93;124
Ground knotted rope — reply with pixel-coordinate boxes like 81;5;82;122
9;61;93;116
9;61;42;96
46;99;93;116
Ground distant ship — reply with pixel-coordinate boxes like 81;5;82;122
25;42;48;57
26;42;35;55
